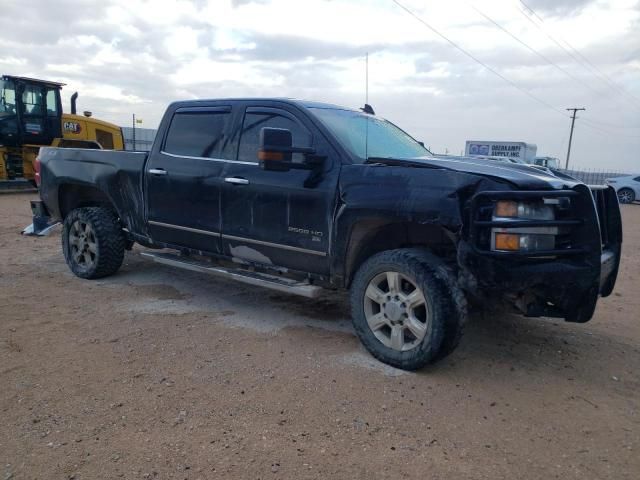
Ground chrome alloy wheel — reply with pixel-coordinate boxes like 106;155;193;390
68;220;97;269
618;189;634;204
363;271;432;352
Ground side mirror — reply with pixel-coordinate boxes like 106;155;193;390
258;127;293;171
258;127;316;171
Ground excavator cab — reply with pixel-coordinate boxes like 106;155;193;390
0;75;63;149
1;75;123;184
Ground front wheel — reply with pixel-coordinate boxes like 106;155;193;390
617;188;635;204
62;207;126;279
350;249;467;371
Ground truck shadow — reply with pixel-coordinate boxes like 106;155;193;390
112;254;638;387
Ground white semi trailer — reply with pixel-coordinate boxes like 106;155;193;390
465;141;537;163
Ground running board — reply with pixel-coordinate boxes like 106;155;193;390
140;251;322;298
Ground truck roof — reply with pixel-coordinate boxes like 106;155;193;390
168;98;359;112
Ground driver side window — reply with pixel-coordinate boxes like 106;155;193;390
237;111;311;163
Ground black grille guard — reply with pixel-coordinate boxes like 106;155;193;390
468;185;622;301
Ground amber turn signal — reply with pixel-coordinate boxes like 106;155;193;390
494;233;520;251
494;200;518;217
258;150;284;161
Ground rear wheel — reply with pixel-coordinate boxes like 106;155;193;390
617;188;635;204
350;248;467;370
62;207;125;279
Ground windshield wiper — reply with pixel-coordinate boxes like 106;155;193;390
365;156;397;165
365;157;442;169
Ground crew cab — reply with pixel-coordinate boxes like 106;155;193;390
30;98;623;370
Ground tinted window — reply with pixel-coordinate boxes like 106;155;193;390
0;78;16;113
96;129;114;149
46;89;59;117
164;111;231;159
238;112;311;162
22;85;45;116
310;107;428;162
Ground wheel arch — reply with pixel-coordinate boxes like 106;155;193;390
343;217;458;288
58;183;118;219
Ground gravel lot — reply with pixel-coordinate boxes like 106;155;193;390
1;191;639;479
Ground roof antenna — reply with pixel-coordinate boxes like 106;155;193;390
361;52;375;115
363;53;373;160
366;51;368;105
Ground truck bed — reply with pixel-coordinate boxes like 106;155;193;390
38;147;149;234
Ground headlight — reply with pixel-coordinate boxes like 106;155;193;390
492;200;556;252
494;200;554;220
493;232;556;252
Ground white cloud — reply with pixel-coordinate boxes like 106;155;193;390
165;27;201;57
0;0;638;168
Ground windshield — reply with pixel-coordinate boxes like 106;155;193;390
0;79;17;116
310;107;430;162
512;157;528;165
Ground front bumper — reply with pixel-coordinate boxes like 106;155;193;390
459;184;622;322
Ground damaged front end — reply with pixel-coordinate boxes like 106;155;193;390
458;184;622;323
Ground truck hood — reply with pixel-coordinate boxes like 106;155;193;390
366;155;579;190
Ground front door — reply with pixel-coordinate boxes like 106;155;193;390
220;104;340;275
145;104;236;254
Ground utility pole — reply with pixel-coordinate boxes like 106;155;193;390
565;107;585;170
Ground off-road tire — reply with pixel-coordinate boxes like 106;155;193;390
617;188;635;204
350;248;467;370
62;207;126;279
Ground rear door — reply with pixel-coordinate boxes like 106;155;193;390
220;103;340;275
145;104;236;253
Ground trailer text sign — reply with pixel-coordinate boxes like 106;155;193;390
468;143;523;158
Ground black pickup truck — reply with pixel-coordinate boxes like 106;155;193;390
31;98;622;370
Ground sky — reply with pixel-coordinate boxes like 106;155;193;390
1;0;639;170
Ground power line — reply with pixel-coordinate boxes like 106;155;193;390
518;0;640;110
468;3;604;99
470;1;640;130
390;0;640;144
577;117;640;130
390;0;569;119
579;118;640;139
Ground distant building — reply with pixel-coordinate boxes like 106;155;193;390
121;126;157;151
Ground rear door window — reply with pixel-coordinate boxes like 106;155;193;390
164;108;232;159
237;110;311;163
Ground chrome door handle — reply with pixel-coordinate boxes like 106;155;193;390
148;168;167;176
224;177;249;185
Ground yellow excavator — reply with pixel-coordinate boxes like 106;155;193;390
0;75;124;185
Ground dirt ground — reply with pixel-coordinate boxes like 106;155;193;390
0;192;638;480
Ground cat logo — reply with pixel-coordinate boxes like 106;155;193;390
63;121;82;134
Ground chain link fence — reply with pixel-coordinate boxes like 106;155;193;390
559;168;633;185
121;127;157;152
